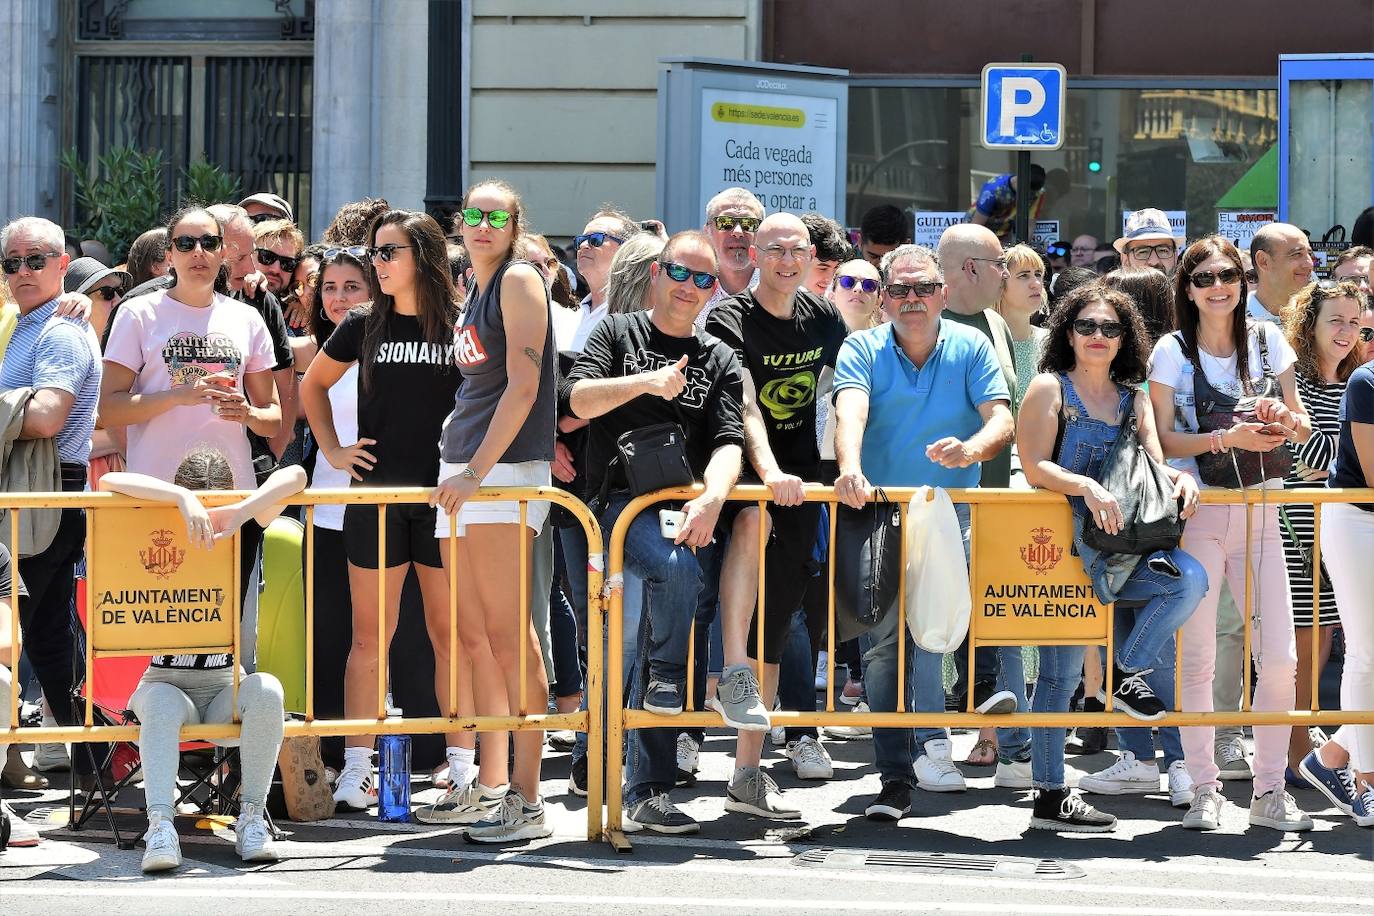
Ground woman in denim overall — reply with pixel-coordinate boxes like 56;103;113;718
1018;284;1206;832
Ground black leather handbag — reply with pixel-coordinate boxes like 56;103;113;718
1081;405;1185;556
832;487;902;642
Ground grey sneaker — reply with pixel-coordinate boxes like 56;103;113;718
1182;786;1224;830
623;792;699;834
140;812;180;872
707;665;770;732
725;766;801;820
1249;790;1313;833
1215;738;1252;781
783;736;833;780
234;803;279;863
464;789;552;844
416;781;508;825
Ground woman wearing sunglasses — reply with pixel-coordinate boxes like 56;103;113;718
1149;235;1313;833
428;179;557;843
1018;284;1205;832
1279;280;1365;777
300;211;464;814
100;206;282;603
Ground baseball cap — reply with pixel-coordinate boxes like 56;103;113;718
63;257;131;295
238;192;294;223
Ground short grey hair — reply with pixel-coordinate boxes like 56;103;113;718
705;187;764;220
1;216;65;255
879;243;941;285
206;203;251;232
606;233;665;315
589;206;641;246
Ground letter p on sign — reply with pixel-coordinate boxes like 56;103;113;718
980;63;1066;151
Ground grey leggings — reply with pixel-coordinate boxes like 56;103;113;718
129;667;285;821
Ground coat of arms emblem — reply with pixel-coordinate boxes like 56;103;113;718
1019;526;1063;575
139;529;186;579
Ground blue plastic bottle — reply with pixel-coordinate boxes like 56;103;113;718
377;734;412;822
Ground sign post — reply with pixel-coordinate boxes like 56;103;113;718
980;62;1067;245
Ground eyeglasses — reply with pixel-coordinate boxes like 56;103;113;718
711;215;762;233
370;244;414;263
760;245;811;261
323;246;370;261
1127;243;1176;262
460;207;512;230
171;234;223;253
968;256;1009;272
573;231;624;250
1188;268;1243;288
0;252;60;274
836;275;880;294
1070;245;1097;254
88;285;124;302
659;260;717;290
255;248;301;272
1245;269;1258;284
884;280;941;299
1359;327;1374;343
1072;318;1125;339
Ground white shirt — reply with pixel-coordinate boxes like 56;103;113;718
1246;291;1283;324
563;295;608;356
310;364;359;530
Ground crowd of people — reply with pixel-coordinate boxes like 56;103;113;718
1;183;1372;870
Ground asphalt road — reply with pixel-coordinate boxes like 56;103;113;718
3;726;1370;916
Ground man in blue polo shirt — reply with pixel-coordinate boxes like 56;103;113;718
831;243;1013;822
0;216;102;780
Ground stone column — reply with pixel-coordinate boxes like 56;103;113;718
0;0;62;222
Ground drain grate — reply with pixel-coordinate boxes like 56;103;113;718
794;847;1085;880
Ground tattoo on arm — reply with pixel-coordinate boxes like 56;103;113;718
523;346;542;369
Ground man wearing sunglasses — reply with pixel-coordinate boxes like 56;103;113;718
239;192;294;225
700;188;765;326
1248;222;1314;324
252;219;306;298
0;217;104;786
562;231;744;834
568;209;639;355
831;243;1013;822
705;213;850;817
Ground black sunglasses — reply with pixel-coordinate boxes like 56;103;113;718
836;275;880;294
370;244;414;263
1188;268;1243;289
573;231;624;250
0;252;60;274
255;248;302;272
171;234;223;253
884;280;941;299
1072;318;1125;339
88;285;124;302
660;260;716;290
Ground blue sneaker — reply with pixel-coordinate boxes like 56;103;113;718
1351;780;1374;828
643;678;684;716
1297;750;1353;816
1284;766;1310;790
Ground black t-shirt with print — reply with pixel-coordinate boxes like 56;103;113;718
705;289;847;478
323;309;460;486
559;311;745;501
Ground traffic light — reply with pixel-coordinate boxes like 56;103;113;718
1087;137;1104;174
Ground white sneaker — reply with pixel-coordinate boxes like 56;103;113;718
1167;760;1195;808
464;789;552;844
141;813;181;872
1;801;39;848
784;735;833;780
914;738;966;792
1182;786;1224;830
994;759;1033;789
675;733;700;787
1249;790;1314;832
416;782;507;825
1078;751;1160;795
822;701;872;740
234;803;279;862
332;759;378;811
815;652;830;691
33;734;70;774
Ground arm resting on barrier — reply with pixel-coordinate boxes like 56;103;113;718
739;372;803;507
677;443;743;548
833;387;871;508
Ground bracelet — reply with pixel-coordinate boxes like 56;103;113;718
1209;430;1225;454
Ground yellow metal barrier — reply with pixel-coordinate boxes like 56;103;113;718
603;483;1374;849
0;486;607;842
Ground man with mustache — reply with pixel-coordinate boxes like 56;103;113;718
830;243;1013;822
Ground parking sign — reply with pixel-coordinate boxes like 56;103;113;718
980;64;1067;151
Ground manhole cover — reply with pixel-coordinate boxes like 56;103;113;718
794;847;1085;880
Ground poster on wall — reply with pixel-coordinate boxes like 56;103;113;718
698;89;838;219
913;212;1059;250
1217;211;1276;250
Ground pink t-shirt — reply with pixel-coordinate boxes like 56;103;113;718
103;290;276;489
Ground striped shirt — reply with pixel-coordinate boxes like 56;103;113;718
1281;372;1344;626
0;297;102;465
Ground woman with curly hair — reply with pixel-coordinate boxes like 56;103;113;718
1017;283;1205;832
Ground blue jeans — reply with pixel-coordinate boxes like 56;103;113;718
599;497;722;805
780;606;819;742
570;572;642;766
1031;644;1087;789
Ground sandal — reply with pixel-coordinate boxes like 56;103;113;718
964;738;997;767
